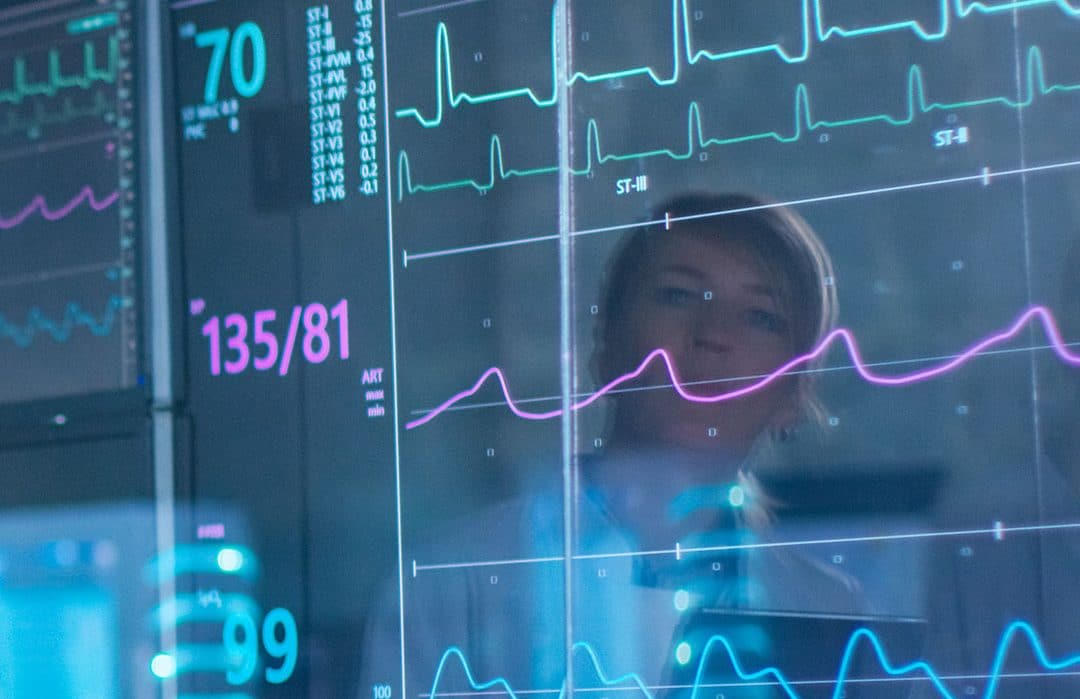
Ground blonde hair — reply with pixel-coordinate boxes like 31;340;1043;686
594;193;838;431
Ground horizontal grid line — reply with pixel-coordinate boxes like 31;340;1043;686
412;521;1080;573
404;158;1080;264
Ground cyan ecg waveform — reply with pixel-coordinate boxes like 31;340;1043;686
428;620;1080;699
0;295;129;348
397;45;1075;199
396;0;1080;127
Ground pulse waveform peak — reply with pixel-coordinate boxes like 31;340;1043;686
428;620;1080;699
395;0;1080;127
0;296;129;348
397;46;1072;199
405;305;1080;429
0;186;120;230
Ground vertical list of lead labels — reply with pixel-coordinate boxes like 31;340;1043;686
306;4;349;204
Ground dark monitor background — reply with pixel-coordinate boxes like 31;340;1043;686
1;0;1079;697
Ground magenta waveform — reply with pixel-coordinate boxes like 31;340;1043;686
0;186;120;229
405;305;1080;430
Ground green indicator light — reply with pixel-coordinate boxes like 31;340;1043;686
67;12;119;35
728;484;745;507
675;641;692;665
673;589;690;612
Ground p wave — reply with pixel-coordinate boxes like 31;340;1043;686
0;296;130;348
426;621;1080;699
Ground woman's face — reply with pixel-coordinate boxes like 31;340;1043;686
601;228;801;456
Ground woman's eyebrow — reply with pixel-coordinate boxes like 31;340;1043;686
656;264;707;280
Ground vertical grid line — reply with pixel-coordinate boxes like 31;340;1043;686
555;1;577;697
378;1;410;697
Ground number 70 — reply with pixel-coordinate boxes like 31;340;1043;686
195;22;266;104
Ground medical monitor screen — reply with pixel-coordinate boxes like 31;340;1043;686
0;0;140;405
160;2;1080;698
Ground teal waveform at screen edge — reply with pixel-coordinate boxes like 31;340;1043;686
0;91;113;137
394;0;1080;128
0;296;129;348
429;621;1080;699
397;45;1074;199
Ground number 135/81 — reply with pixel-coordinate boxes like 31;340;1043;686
201;299;349;377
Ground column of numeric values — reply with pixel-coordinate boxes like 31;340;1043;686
355;0;379;196
307;5;350;204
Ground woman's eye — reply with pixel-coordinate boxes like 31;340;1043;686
656;286;697;306
747;308;788;334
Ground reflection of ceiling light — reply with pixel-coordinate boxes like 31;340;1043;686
675;641;692;665
150;653;176;679
94;540;119;569
216;547;244;573
52;540;79;567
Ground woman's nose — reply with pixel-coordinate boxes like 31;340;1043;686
692;302;737;352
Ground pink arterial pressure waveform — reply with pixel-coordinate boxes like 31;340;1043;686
405;305;1080;430
0;186;120;229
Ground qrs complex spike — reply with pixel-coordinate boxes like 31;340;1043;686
395;0;1080;127
428;621;1080;699
405;305;1080;430
397;46;1074;199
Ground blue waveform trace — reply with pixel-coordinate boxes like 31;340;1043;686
395;0;1080;127
0;295;129;348
397;45;1073;199
429;621;1080;699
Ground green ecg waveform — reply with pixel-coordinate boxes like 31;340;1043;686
395;0;1080;128
0;91;112;136
0;35;118;106
397;46;1074;199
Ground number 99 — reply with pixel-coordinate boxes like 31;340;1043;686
223;612;258;685
223;607;298;685
263;607;299;684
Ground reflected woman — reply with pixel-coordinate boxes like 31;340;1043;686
568;194;872;695
361;193;871;699
584;192;839;553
